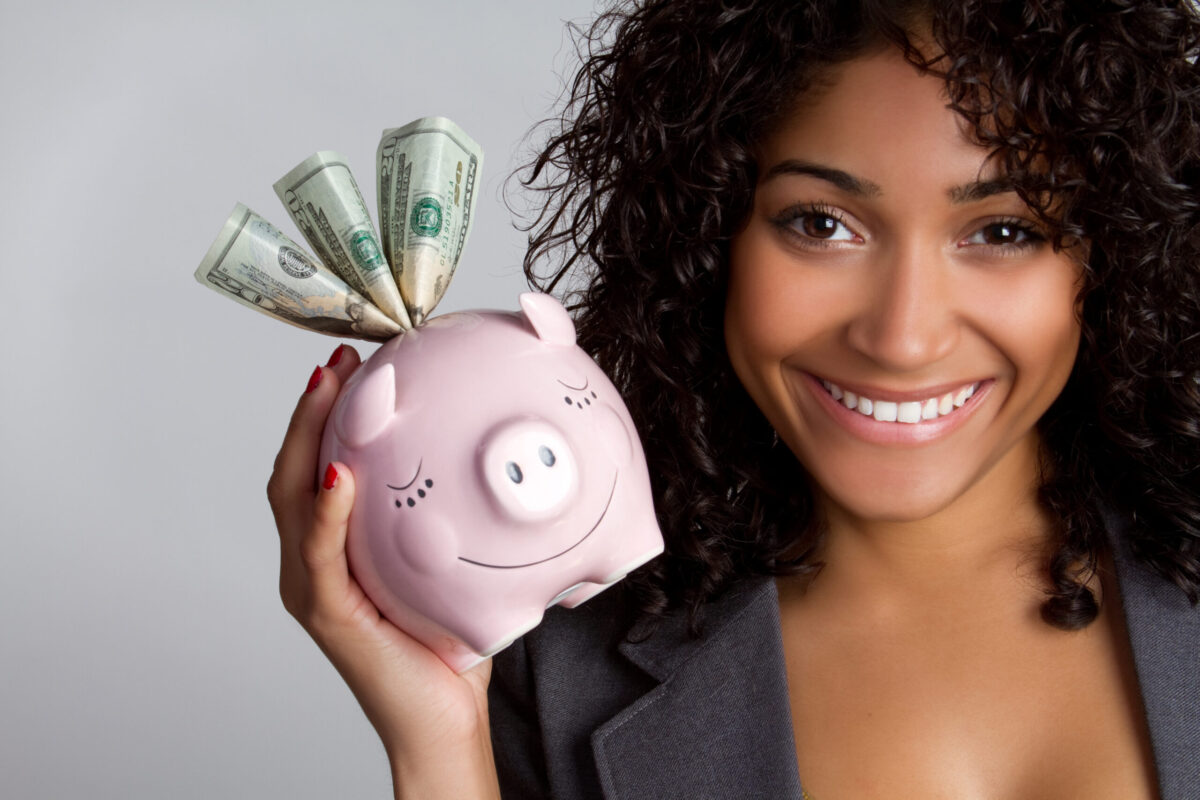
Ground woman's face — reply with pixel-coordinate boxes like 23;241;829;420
725;46;1083;524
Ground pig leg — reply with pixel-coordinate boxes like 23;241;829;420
439;642;490;674
554;580;613;608
557;532;664;608
599;527;665;584
459;606;546;661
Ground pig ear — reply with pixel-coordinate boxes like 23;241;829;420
334;363;396;448
519;292;576;346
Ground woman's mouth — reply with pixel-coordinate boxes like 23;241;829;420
819;378;981;424
800;373;993;446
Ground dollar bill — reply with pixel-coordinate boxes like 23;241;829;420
274;151;413;329
194;203;403;342
377;117;482;324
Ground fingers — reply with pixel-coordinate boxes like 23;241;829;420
324;343;362;384
301;460;358;612
267;344;359;513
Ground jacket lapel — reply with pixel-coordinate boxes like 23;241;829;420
1108;512;1200;800
590;578;804;799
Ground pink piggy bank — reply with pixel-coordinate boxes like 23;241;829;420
319;293;664;672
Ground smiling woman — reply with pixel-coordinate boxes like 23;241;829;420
500;0;1200;797
724;47;1147;797
725;47;1085;523
265;0;1200;798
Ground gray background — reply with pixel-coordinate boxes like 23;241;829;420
0;0;600;796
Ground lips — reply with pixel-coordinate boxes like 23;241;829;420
797;372;993;446
820;378;981;424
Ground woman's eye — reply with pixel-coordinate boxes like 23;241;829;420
770;204;859;246
796;212;855;241
965;221;1040;247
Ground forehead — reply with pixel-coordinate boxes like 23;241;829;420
760;47;1000;191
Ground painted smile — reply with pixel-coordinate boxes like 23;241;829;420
457;471;618;569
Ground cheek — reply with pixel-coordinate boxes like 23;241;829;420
724;229;854;385
725;235;783;407
1023;310;1082;396
725;230;805;371
972;263;1082;393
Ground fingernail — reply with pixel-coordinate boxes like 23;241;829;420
326;345;345;367
322;463;339;490
305;366;322;394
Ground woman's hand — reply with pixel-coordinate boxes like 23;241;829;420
267;344;500;800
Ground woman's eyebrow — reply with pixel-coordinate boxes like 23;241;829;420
763;160;1019;206
761;159;882;197
948;177;1016;204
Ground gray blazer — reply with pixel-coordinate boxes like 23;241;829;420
489;515;1200;799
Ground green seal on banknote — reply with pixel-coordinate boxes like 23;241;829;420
196;117;482;337
411;197;443;237
350;230;386;272
278;246;318;279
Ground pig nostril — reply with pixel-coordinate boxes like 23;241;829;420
481;422;577;518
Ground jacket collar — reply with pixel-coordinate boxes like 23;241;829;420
591;577;804;798
1106;509;1200;799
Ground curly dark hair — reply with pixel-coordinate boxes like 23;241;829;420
517;0;1200;630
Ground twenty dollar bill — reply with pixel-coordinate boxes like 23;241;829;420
274;151;412;329
194;204;403;342
377;117;482;324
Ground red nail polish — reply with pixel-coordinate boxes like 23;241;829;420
327;345;344;367
305;366;322;394
322;463;338;490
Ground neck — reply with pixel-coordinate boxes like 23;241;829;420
804;434;1056;617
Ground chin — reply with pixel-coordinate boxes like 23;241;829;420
813;468;973;525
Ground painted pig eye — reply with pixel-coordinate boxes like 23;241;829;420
506;462;524;484
539;445;556;467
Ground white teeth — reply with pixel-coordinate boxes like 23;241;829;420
897;401;922;424
873;400;898;422
821;379;981;424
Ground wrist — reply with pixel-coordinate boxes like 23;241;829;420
387;727;499;800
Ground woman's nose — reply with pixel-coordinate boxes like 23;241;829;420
845;240;959;371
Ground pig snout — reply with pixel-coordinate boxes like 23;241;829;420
479;419;579;522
